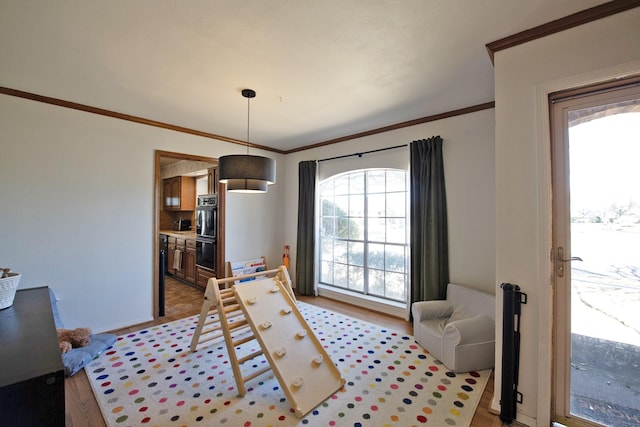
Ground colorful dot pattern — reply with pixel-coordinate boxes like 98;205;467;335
87;302;490;426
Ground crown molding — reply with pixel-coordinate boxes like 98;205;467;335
486;0;640;64
0;86;285;154
1;86;494;155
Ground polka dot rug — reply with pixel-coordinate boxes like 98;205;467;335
86;301;490;426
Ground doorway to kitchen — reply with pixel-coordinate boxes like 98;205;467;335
154;150;225;319
551;79;640;427
162;275;204;318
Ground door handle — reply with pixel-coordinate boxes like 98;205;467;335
556;246;583;277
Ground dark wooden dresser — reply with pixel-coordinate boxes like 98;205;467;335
0;286;65;426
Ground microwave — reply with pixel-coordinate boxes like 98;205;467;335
174;219;191;231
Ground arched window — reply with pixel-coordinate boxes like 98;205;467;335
318;168;408;303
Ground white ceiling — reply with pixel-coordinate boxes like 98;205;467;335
1;0;607;152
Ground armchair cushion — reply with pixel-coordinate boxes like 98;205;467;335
412;283;495;373
412;300;453;322
444;315;494;346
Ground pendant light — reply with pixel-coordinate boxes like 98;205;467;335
218;89;276;193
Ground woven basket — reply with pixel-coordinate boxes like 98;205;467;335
0;273;21;310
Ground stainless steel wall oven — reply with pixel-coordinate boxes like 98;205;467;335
195;194;217;271
196;194;217;239
195;238;216;271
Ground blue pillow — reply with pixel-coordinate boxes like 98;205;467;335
48;288;117;376
62;332;117;377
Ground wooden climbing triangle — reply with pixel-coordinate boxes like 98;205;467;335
189;265;345;418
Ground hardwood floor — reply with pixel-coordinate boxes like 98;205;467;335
162;275;204;317
65;277;505;426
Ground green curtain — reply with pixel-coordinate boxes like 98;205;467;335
295;160;317;295
410;136;449;305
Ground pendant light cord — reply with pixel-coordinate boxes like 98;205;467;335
246;94;250;155
240;88;256;155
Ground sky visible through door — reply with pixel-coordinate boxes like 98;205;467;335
568;107;640;426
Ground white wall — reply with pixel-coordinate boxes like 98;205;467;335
0;95;284;332
1;89;494;335
283;108;496;294
493;8;640;426
1;52;496;369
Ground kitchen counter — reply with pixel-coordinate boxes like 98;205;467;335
160;230;197;239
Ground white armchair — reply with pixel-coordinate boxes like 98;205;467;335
411;283;495;373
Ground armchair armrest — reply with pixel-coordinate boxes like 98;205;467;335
411;300;454;322
443;315;494;345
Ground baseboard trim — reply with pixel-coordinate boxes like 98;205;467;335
488;394;500;415
490;396;537;426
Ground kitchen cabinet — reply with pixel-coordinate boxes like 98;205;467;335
163;176;195;211
207;167;218;194
163;179;172;209
167;236;176;275
167;235;196;285
184;240;196;283
174;237;186;280
196;266;216;289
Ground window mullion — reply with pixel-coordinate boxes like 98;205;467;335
363;172;369;295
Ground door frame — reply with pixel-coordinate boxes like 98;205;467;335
549;76;640;426
153;149;226;319
513;62;640;426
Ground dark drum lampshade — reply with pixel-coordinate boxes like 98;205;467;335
218;154;276;185
218;88;276;193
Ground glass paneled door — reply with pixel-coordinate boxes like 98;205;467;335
551;81;640;427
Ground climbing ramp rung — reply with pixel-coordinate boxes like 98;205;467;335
242;365;272;383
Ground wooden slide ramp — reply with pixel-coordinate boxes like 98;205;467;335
189;266;345;418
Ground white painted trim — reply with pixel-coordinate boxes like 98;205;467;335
489;400;538;427
536;57;640;425
534;59;640;427
316;284;408;319
534;80;554;427
516;411;538;427
490;398;501;415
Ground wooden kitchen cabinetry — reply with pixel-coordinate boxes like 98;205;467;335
207;167;218;194
163;176;195;211
163;179;172;209
173;237;186;280
184;239;196;283
196;266;216;289
167;236;196;284
167;236;176;275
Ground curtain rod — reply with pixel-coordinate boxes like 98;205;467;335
316;143;408;163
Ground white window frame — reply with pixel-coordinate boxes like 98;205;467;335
316;168;409;317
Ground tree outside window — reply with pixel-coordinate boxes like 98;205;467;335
319;169;408;303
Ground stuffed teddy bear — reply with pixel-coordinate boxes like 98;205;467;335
57;327;91;354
